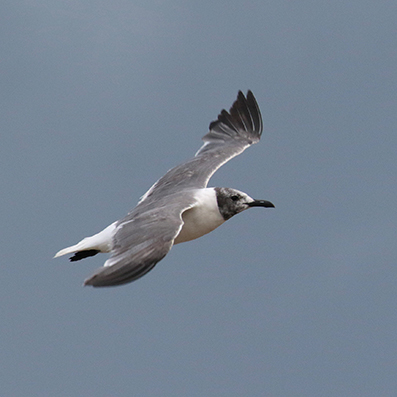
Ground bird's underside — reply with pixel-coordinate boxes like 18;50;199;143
55;90;272;287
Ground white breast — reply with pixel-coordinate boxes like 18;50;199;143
174;188;225;244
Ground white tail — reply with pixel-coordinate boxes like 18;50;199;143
54;222;117;258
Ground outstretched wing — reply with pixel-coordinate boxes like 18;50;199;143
84;90;263;287
84;194;195;287
139;90;263;203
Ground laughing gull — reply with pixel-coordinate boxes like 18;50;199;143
55;90;274;287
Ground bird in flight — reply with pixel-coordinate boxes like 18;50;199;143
55;90;274;287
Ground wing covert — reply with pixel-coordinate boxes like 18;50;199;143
84;195;195;287
140;90;263;202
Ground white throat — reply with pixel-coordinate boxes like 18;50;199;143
174;188;225;244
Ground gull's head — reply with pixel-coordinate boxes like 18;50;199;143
214;187;275;221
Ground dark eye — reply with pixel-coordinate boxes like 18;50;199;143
230;195;239;201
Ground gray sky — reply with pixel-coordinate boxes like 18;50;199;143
2;1;397;396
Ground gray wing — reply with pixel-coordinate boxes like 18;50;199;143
140;90;263;202
84;90;262;287
84;193;196;287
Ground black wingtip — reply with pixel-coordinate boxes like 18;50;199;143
209;90;262;138
69;249;100;262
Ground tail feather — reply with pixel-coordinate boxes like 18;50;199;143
54;242;87;258
54;221;117;260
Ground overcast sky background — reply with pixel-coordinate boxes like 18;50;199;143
2;1;397;396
